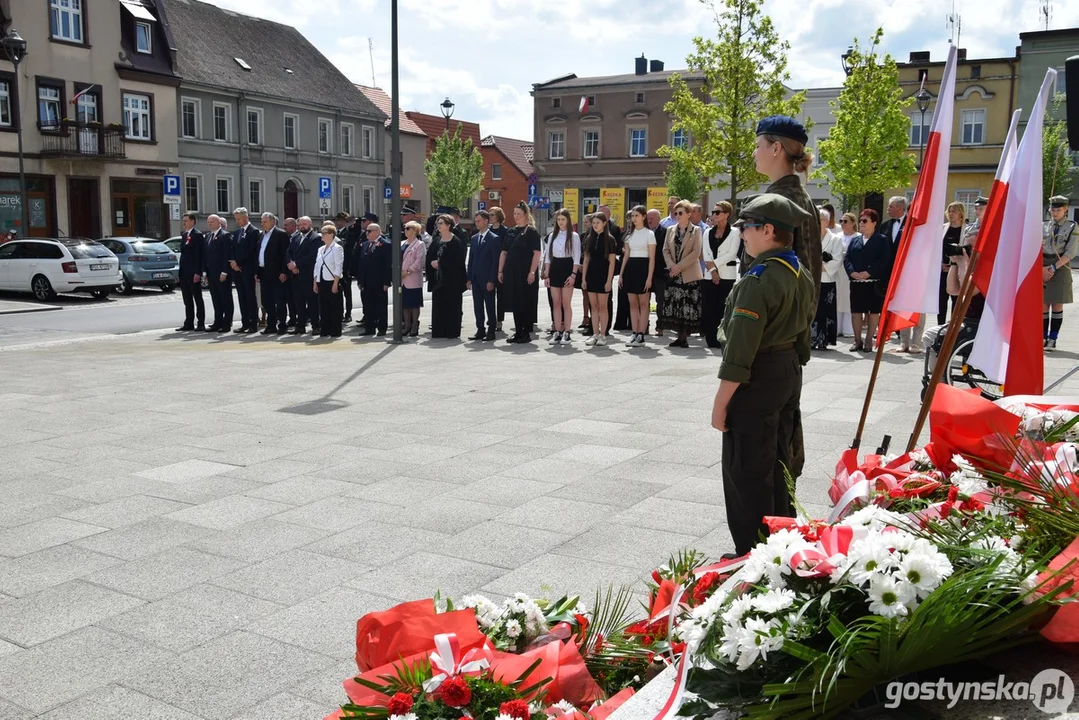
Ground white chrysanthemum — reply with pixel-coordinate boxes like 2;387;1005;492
846;535;899;586
461;594;502;629
548;700;577;715
949;455;989;497
909;448;934;470
897;553;945;598
748;530;813;587
973;535;1009;551
866;575;916;617
504;618;522;638
735;617;784;670
751;588;797;615
721;595;755;626
842;505;910;532
718;620;744;666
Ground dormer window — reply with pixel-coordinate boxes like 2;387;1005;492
136;22;152;54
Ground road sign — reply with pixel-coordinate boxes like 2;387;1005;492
549;190;564;202
318;177;332;199
383;186;393;200
319;198;331;213
529;196;550;210
527;183;538;197
163;174;180;196
527;173;538;184
163;195;180;205
477;201;486;212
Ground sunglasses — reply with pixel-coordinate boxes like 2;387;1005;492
712;210;727;215
859;219;870;224
675;211;686;216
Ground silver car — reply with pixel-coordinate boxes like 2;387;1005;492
98;237;179;294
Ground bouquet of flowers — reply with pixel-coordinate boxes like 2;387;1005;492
450;593;583;654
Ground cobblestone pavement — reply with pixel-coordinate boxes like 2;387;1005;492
0;311;1077;719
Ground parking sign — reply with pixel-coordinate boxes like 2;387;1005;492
319;177;332;199
163;174;181;205
477;201;486;212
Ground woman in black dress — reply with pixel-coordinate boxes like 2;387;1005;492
581;213;617;347
843;208;892;353
498;201;541;344
489;207;508;332
430;214;466;339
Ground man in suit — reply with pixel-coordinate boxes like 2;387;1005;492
647;208;667;336
177;211;207;332
282;217;298;327
357;222;392;336
257;211;291;335
467;210;499;341
880;196;907;255
230;207;261;333
204;214;234;332
336;212;359;323
287;216;322;335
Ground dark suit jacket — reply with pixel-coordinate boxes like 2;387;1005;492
357;236;392;288
260;227;291;277
880;216;905;255
467;230;500;286
204;229;233;277
232;223;261;272
291;230;322;275
179;228;205;276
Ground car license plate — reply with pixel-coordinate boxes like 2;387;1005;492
152;272;171;279
90;264;110;271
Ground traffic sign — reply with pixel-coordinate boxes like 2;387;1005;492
529;196;550;210
319;198;331;213
318;177;332;199
163;195;180;205
163;174;180;196
527;173;538;184
477;201;486;211
383;186;393;200
527;183;538;197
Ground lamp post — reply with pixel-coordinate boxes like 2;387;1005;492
916;87;931;169
390;0;403;344
1;29;28;237
840;46;854;77
439;97;455;133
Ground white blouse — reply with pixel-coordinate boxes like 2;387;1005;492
821;229;844;283
314;242;344;281
711;226;742;280
544;230;581;265
624;227;657;258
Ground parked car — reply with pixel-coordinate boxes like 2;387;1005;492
164;235;209;288
0;238;121;300
98;237;178;294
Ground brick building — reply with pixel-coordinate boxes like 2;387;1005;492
479;135;533;216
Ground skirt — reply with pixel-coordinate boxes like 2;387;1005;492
849;281;883;314
402;287;424;309
548;256;574;288
811;282;838;347
622;257;651;294
660;277;701;333
584;258;612;294
1044;263;1073;304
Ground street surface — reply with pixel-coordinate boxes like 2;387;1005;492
0;291;1077;719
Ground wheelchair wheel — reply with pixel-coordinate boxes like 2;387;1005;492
946;338;1004;400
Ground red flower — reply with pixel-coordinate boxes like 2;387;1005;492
961;497;985;513
651;569;663;584
439;676;472;708
499;700;531;720
947;486;959;503
940;501;954;519
387;692;414;716
692;572;721;605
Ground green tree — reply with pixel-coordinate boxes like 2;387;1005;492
424;126;484;211
818;28;915;208
665;153;703;203
1044;94;1075;204
659;0;805;203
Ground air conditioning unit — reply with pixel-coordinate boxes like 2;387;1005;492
488;191;500;200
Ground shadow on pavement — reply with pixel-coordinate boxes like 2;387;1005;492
278;342;399;415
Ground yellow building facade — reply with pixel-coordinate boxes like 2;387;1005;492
889;49;1019;219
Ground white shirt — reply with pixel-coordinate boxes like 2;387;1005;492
821;229;844;283
624;227;657;258
891;215;905;243
259;227;274;267
544;230;581;265
314;242;344;281
710;225;741;280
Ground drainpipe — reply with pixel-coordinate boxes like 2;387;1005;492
334;108;341;224
1007;58;1016;117
237;92;245;211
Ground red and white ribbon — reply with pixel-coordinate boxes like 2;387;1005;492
422;633;491;693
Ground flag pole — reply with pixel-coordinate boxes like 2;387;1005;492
852;334;888;451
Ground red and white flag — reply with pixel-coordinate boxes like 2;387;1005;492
970;109;1021;290
578;96;590;114
968;68;1057;395
877;45;958;342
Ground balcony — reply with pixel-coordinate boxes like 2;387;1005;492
39;121;127;159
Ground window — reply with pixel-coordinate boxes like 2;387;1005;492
0;80;10;127
362;187;374;215
360;125;373;158
910;116;930;147
246;107;262;145
917;68;929;82
671;128;688;149
212;103;229;142
249;179;263;214
318;118;332;154
583;129;600;159
216;177;231;213
629;128;647;157
491;163;502;181
50;0;84;43
341;123;355;156
184;175;201;213
136;21;152;54
956;189;981;219
586;95;596;107
342;186;355;216
814;135;828;170
1056;67;1067;98
548;130;565;160
38;83;62;129
960;109;985;145
551;97;561;109
180;98;199;138
970;65;981;79
634;92;645;104
283;113;298;150
123;92;152;140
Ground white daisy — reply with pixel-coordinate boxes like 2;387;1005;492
866;575;914;618
504;619;522;638
897;553;944;598
751;588;797;615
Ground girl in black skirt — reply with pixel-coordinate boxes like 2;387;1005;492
499;202;542;344
619;205;656;347
543;208;581;346
582;213;617;347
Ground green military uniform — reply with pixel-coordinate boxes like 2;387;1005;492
766;174;822;309
1043;196;1078;306
718;194;815;555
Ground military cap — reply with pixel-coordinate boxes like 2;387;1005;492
755;115;808;145
335;211;351;220
401;204;418;215
974;196;989;206
734;193;812;232
1050;195;1070;208
436;205;460;215
361;212;379;222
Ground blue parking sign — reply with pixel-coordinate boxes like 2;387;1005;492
163;175;181;196
477;201;486;211
319;177;332;199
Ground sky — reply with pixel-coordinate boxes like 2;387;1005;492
198;0;1079;141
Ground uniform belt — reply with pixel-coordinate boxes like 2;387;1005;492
758;342;796;354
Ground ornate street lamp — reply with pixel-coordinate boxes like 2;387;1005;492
439;97;455;133
841;46;854;77
1;29;28;237
916;87;932;168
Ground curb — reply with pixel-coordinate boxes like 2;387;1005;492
0;305;62;316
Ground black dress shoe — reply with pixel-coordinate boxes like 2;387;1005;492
376;330;386;337
720;552;741;561
217;326;230;333
244;326;258;334
232;326;246;333
176;325;194;332
260;328;276;335
359;329;375;336
196;325;208;332
706;340;723;349
485;330;496;341
468;331;485;341
287;327;304;335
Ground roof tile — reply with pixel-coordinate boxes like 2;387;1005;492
480;135;534;177
355;85;427;137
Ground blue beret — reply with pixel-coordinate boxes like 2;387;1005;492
755;115;808;145
362;212;379;222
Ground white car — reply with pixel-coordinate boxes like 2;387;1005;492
0;238;122;301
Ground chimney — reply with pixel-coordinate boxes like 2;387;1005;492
649;59;664;73
909;50;931;63
635;54;648;75
957;48;967;61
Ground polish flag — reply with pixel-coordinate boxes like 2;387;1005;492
579;96;590;114
968;68;1057;395
969;109;1021;290
877;45;958;342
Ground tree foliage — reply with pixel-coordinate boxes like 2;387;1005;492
1043;94;1075;204
659;0;805;202
665;153;703;203
818;28;915;206
424;126;484;210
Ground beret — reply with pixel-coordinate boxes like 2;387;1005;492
362;212;380;222
755;115;809;145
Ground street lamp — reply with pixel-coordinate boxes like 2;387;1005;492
916;87;932;168
1;29;28;237
841;46;854;77
439;97;455;133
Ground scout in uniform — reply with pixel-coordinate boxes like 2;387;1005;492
710;194;815;557
1043;195;1078;351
